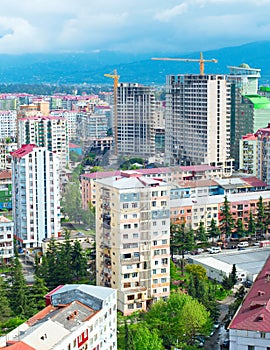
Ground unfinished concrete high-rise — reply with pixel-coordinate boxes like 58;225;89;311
116;83;156;158
165;74;233;176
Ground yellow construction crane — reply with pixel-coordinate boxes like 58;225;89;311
152;52;218;75
104;70;120;156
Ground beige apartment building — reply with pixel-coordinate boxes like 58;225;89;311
95;171;170;315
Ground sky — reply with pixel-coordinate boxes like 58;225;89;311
0;0;269;54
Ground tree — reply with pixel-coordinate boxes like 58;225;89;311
256;196;267;238
221;264;237;290
61;180;83;223
144;292;211;348
8;257;30;317
0;277;11;323
196;221;207;245
29;276;48;314
248;211;256;237
71;240;87;280
219;196;234;238
132;323;164;350
185;264;207;281
235;218;245;238
207;218;220;242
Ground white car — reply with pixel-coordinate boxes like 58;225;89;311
208;247;221;254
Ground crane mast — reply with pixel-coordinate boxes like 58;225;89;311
104;70;120;157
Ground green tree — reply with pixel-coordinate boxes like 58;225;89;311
132;323;164;350
8;257;30;317
207;218;220;242
219;196;234;238
144;292;211;348
235;218;245;238
29;276;48;314
256;196;267;238
248;211;256;237
61;180;83;223
196;221;207;245
186;264;207;280
0;277;11;323
71;240;87;280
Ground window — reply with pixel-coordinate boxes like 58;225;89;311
152;201;157;207
132;272;138;278
162;220;166;225
153;240;157;246
161;249;167;254
153;279;158;284
133;233;139;239
132;214;137;218
128;304;134;309
162;239;167;244
124;214;128;219
161;191;167;196
161;268;166;273
161;278;167;283
163;287;167;292
161;201;167;206
132;202;138;208
153;269;157;274
124;224;131;229
153;221;157;226
154;250;160;256
155;260;158;265
153;289;157;293
162;258;168;265
124;274;129;279
123;203;128;209
248;346;254;350
123;234;128;239
261;332;266;338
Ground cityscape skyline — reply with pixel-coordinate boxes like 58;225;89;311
0;0;268;54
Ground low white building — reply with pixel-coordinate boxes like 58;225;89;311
189;256;246;283
0;216;14;263
229;256;270;349
0;284;117;350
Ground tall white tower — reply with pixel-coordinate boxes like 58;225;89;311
11;144;61;248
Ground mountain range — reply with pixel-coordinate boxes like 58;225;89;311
0;41;269;86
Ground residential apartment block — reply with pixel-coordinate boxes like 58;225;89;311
229;255;270;349
239;133;258;176
0;170;12;210
0;216;14;264
0;284;117;350
11;144;61;248
0;110;17;140
165;74;233;175
17;116;69;171
95;171;170;315
81;165;222;209
227;63;261;168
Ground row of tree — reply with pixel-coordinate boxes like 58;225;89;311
0;232;92;334
36;231;90;290
171;196;270;260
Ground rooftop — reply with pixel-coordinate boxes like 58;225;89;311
244;95;270;109
10;144;37;158
230;255;270;332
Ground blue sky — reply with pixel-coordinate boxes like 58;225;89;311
0;0;269;54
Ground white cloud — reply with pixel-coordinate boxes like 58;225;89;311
0;0;268;53
155;3;188;22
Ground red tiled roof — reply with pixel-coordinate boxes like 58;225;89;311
229;256;270;332
27;304;56;326
0;170;11;179
241;177;268;188
242;133;257;141
0;341;35;350
179;164;220;172
10;144;37;158
69;143;81;149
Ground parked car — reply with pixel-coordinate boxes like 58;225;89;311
208;246;221;254
244;280;253;288
237;241;249;249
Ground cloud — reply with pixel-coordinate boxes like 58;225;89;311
0;0;268;53
155;3;188;22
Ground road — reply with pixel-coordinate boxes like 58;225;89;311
204;294;234;349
